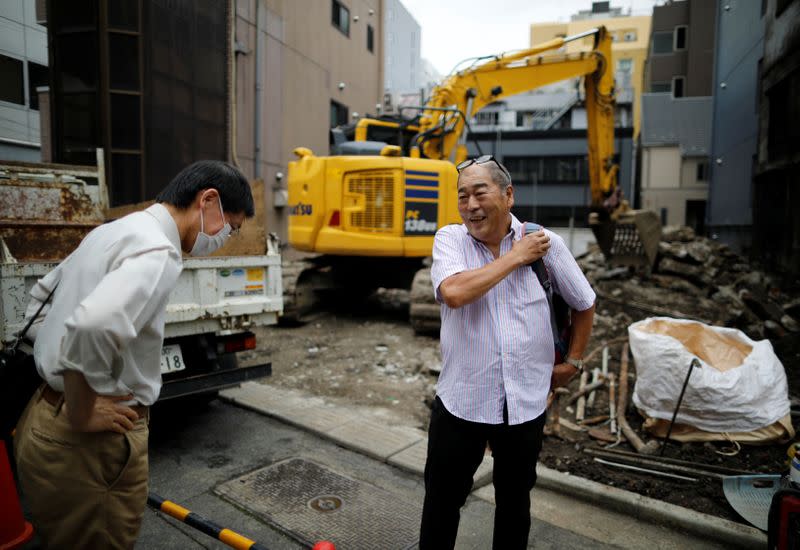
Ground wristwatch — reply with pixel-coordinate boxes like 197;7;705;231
565;357;584;374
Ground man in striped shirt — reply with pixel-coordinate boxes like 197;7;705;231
419;156;596;549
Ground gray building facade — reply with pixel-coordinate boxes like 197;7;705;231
708;0;765;252
754;0;800;274
0;0;47;162
383;0;420;95
467;128;634;228
646;0;716;97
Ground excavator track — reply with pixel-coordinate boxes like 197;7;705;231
409;267;441;334
280;259;321;324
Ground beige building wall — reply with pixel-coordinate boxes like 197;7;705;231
530;15;651;137
680;157;709;189
642;146;680;189
641;147;708;226
234;0;383;240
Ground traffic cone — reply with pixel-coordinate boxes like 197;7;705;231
312;542;336;550
0;440;33;549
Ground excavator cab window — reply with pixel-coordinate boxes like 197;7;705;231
365;124;418;156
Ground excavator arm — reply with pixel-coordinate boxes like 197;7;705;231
416;27;617;209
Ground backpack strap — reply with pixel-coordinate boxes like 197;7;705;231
522;222;561;350
9;284;58;353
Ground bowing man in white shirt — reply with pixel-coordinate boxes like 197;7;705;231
13;160;254;549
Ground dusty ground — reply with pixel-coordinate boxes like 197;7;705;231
242;299;799;525
240;230;800;526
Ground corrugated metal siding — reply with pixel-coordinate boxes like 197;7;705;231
641;93;712;156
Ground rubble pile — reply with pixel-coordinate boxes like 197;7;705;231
579;225;800;343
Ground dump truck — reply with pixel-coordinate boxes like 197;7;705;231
285;26;660;332
0;151;281;400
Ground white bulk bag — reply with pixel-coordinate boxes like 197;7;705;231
629;317;791;434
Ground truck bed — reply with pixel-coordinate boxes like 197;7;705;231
1;254;283;345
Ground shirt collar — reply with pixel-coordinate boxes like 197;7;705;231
145;203;182;254
509;214;523;240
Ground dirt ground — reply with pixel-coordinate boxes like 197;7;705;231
242;228;800;526
242;293;800;526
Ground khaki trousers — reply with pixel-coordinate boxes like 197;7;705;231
14;387;149;549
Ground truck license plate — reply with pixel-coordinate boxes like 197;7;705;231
160;344;186;374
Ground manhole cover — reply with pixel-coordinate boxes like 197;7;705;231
216;458;420;549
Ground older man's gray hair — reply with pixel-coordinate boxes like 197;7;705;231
486;161;512;191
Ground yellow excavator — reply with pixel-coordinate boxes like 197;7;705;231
285;26;660;329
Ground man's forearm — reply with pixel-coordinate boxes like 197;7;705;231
62;370;98;431
567;303;595;359
439;252;522;308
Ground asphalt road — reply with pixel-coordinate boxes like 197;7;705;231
139;397;614;550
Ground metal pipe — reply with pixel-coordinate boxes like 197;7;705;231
253;0;263;178
592;457;699;482
660;358;701;456
562;28;601;44
585;446;754;476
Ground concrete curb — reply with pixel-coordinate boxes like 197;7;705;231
536;465;766;549
220;383;766;548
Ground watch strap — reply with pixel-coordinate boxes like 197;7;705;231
565;357;584;373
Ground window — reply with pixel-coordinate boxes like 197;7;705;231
516;111;532;128
0;54;25;105
332;0;350;37
330;100;348;128
504;156;587;185
651;81;671;93
473;111;498;125
27;62;48;110
623;30;637;42
674;26;687;50
652;31;673;54
672;76;685;98
367;24;374;53
696;161;708;181
768;69;800;160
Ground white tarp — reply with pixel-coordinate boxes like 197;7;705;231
630;317;792;434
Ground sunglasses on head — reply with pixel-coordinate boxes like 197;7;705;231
456;155;511;180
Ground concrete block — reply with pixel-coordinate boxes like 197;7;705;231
327;420;423;462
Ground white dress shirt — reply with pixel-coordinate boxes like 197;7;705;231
431;215;596;425
26;203;183;405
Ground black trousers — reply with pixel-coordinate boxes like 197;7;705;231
419;397;546;550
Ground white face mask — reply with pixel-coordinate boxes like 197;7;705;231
189;196;232;256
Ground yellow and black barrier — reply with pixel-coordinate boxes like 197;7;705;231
147;493;269;550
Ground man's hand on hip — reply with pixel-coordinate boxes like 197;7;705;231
63;370;139;433
64;394;138;433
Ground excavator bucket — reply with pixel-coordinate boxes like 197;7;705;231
589;210;661;270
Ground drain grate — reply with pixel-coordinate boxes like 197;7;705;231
216;458;420;549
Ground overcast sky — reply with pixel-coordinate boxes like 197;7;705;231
400;0;664;76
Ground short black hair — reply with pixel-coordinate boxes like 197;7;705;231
155;160;255;217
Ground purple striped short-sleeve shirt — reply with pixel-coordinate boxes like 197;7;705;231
431;214;596;425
